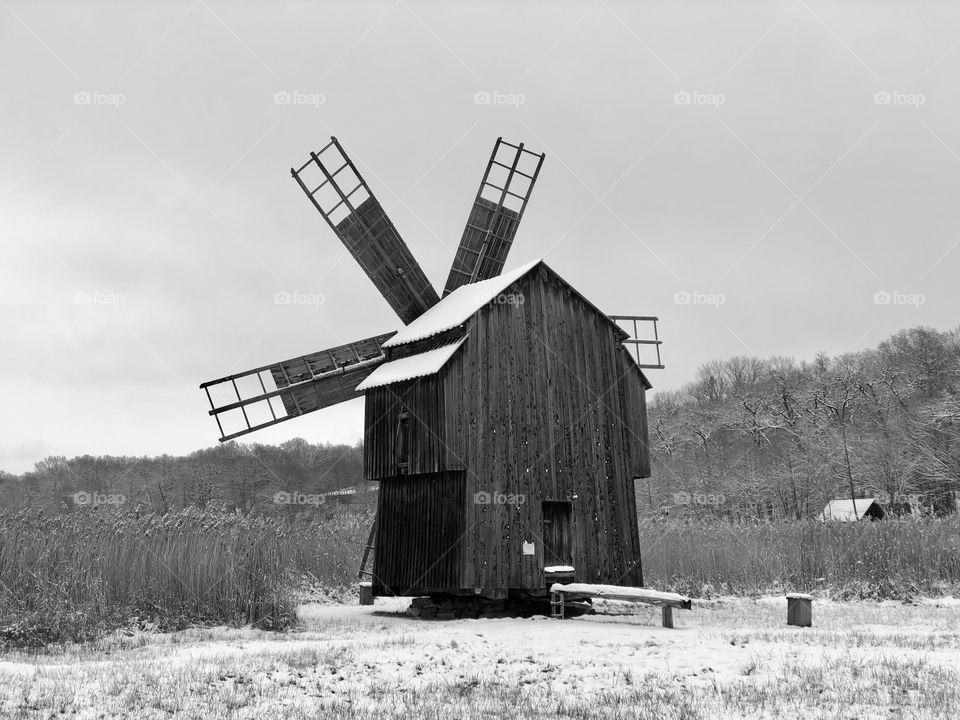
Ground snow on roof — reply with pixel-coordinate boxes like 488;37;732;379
382;259;543;348
819;498;882;522
355;337;467;391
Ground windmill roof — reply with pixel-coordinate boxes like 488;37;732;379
355;337;467;390
819;498;881;522
382;259;543;348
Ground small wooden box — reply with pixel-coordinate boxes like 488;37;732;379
786;593;812;627
359;581;374;606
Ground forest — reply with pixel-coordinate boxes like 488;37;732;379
0;438;367;516
643;325;960;519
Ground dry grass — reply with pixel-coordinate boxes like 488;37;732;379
639;517;960;599
283;510;371;598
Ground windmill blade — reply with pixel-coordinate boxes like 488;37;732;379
291;138;440;325
443;138;545;296
610;315;665;369
199;332;394;442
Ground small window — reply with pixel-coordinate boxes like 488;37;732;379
396;412;410;474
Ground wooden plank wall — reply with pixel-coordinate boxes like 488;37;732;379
616;347;652;479
372;471;465;594
443;197;520;295
275;363;379;417
446;266;646;594
270;332;394;388
334;196;439;324
364;376;464;480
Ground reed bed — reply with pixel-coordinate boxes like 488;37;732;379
3;506;958;648
639;517;960;598
283;509;372;593
0;507;366;647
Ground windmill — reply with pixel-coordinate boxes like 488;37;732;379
200;137;665;610
200;137;545;442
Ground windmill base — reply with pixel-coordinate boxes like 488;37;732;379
406;593;593;620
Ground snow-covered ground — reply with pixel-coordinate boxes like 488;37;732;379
2;596;959;719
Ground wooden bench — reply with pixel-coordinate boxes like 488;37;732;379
550;583;692;628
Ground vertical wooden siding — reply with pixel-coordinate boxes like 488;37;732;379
447;267;646;594
372;471;465;594
616;347;651;479
364;376;463;480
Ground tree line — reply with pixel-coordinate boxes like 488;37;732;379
0;439;366;516
642;325;960;519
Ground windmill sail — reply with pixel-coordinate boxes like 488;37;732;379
443;138;545;296
609;315;665;369
200;332;395;442
292;138;440;325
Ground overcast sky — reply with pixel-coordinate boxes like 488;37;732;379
2;0;958;473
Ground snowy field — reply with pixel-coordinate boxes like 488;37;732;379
2;596;959;719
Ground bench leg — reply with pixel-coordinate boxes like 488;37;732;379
550;591;566;620
661;606;674;629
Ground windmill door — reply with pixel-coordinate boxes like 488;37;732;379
542;501;573;567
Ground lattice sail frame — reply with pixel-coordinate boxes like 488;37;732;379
291;137;440;325
200;332;395;442
609;315;665;370
443;138;545;296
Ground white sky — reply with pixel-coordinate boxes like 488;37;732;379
2;1;958;473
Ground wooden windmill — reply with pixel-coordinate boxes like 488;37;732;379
200;137;664;605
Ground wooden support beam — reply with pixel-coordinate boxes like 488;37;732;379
661;606;673;629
